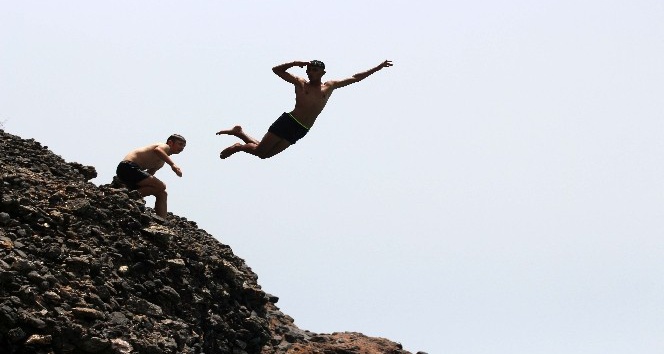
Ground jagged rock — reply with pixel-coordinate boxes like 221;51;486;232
0;129;415;354
24;334;52;346
72;307;105;320
78;336;110;353
0;213;10;225
110;338;133;353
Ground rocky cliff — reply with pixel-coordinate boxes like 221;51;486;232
0;129;415;354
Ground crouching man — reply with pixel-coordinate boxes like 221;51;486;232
115;134;186;217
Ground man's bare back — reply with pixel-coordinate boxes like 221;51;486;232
123;143;170;171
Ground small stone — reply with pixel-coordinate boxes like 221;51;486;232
24;334;52;346
0;212;10;225
7;327;27;343
44;291;61;303
111;338;133;354
72;307;105;320
79;336;109;352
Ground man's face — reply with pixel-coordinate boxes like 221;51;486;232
306;65;325;79
169;140;186;154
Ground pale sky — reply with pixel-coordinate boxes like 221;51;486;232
2;1;663;353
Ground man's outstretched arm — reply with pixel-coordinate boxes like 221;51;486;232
330;60;393;89
272;61;309;84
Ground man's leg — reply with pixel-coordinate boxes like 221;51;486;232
136;176;168;217
256;132;291;158
216;126;259;144
153;190;168;218
220;132;291;159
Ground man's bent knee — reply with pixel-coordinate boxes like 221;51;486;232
139;177;166;190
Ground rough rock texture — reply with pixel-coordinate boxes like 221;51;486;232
0;129;414;354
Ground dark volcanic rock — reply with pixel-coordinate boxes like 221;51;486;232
0;129;412;354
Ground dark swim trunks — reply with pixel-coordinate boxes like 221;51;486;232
116;161;150;190
267;112;310;144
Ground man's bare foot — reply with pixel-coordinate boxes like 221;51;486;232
220;143;242;159
216;126;243;136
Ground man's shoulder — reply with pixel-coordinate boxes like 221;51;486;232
148;142;170;151
322;81;338;91
138;142;162;150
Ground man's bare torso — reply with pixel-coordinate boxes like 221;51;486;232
123;143;169;171
290;81;334;128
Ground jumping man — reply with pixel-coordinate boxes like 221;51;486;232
216;59;393;159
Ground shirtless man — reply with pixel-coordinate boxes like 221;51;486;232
216;59;393;159
115;134;186;218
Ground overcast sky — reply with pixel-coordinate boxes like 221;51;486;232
2;1;663;353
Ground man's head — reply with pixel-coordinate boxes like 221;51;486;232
306;60;326;81
166;134;186;154
308;60;325;70
167;134;186;143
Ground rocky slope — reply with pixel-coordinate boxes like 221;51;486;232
0;129;417;354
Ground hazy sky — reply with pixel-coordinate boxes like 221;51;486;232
2;1;663;353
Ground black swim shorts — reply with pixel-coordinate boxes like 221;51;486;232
268;112;309;144
116;160;150;190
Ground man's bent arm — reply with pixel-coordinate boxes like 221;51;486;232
153;145;175;166
153;145;182;177
272;61;308;84
330;60;393;89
